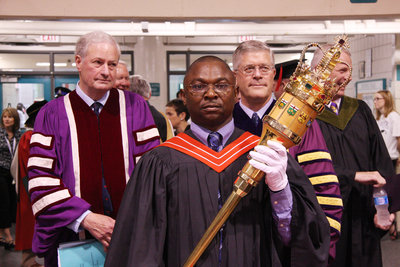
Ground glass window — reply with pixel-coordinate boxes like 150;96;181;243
0;53;50;71
2;83;44;110
169;54;186;71
169;75;185;100
190;54;233;70
120;53;133;72
54;54;77;72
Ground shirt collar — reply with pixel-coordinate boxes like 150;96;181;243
75;82;110;107
239;97;274;119
190;119;235;148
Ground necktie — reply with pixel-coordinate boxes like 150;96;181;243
330;102;339;115
91;101;113;216
207;132;222;152
207;131;223;264
252;112;261;128
92;101;102;117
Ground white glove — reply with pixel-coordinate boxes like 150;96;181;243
249;141;288;192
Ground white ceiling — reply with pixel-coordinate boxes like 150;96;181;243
0;19;399;47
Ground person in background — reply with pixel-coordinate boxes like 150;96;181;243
165;98;190;134
130;75;174;142
374;89;400;240
28;31;159;267
105;55;330;267
54;86;71;98
0;107;21;250
273;59;299;99
233;42;342;265
114;61;130;90
17;103;27;130
15;100;48;267
176;88;185;100
374;90;400;170
314;45;394;267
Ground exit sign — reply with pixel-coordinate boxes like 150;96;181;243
350;0;377;3
238;36;256;43
39;35;60;43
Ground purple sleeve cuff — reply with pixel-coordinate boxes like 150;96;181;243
270;183;293;245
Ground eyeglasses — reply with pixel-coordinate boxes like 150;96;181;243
187;83;234;96
238;64;275;76
373;97;384;102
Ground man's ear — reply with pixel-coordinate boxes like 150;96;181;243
75;55;83;71
181;89;187;105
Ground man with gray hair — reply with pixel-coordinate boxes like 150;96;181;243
314;45;395;267
130;75;173;142
28;31;160;266
232;40;277;136
233;40;343;265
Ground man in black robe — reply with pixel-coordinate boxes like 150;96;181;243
313;45;395;267
232;40;276;136
232;41;342;265
105;56;330;267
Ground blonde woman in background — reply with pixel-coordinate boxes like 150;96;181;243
374;90;400;240
374;90;400;169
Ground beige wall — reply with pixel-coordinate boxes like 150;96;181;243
1;0;399;20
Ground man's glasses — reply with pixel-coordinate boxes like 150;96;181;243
238;64;275;76
187;83;233;96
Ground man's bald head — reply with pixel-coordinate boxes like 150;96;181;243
184;56;233;86
182;55;237;132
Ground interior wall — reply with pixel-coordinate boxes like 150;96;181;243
133;37;167;111
348;34;395;111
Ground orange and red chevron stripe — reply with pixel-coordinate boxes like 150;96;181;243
160;132;259;173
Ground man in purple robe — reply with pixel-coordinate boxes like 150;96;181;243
28;31;160;266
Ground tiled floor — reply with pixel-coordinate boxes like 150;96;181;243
1;224;400;267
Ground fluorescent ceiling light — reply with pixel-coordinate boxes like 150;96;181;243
10;69;33;72
36;62;68;67
36;62;49;66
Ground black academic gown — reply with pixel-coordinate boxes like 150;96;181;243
147;102;168;142
105;128;329;267
317;96;395;267
233;100;276;136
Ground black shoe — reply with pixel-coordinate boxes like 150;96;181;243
0;237;6;247
3;239;15;250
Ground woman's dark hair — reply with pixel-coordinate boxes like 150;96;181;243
166;99;190;121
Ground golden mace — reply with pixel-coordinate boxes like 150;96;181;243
183;35;352;267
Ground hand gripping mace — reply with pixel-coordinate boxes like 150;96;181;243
183;35;352;267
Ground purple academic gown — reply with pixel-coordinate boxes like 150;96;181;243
289;121;343;264
28;89;160;266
